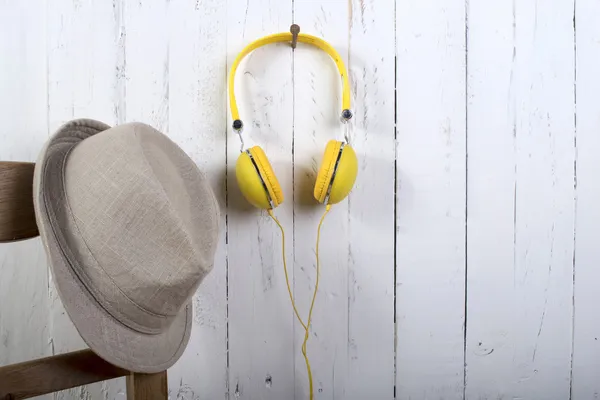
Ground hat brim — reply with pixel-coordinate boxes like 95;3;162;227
33;119;192;373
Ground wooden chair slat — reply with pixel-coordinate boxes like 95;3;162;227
0;162;39;243
0;349;129;399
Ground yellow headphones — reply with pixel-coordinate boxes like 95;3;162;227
228;31;358;400
228;31;358;210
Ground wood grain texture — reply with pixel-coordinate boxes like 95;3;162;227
466;0;576;398
572;0;600;398
126;371;168;400
395;0;466;398
226;1;295;398
0;162;38;243
0;5;51;399
124;0;170;130
465;0;519;396
165;0;228;398
293;1;350;398
0;350;129;399
346;0;395;398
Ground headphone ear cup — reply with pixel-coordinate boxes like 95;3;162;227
314;140;342;204
235;146;284;209
314;140;358;205
327;144;357;204
249;146;284;206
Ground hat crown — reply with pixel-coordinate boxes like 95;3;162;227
62;123;219;333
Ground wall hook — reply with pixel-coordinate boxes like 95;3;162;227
290;24;300;49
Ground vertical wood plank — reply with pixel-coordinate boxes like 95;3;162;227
127;372;168;400
0;4;51;398
226;0;295;398
293;1;350;398
466;0;576;398
464;0;516;397
166;0;228;398
346;0;395;398
395;0;466;398
46;0;127;398
572;0;600;398
125;0;170;131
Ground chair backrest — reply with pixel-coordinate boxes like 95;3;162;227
0;350;167;399
0;161;167;399
0;162;39;242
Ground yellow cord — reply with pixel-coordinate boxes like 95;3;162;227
268;205;331;400
228;32;351;122
268;210;308;331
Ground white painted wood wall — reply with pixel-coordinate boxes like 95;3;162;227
0;0;598;399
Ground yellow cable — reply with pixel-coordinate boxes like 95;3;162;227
268;205;331;400
268;209;308;331
228;33;351;123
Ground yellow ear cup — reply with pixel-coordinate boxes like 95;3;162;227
313;140;358;205
314;140;342;204
249;146;284;206
235;146;284;209
328;144;358;204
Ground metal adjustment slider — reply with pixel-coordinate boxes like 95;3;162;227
340;109;353;143
232;119;245;152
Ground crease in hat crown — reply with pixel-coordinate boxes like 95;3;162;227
40;120;220;335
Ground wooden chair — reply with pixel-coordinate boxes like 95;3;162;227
0;161;168;400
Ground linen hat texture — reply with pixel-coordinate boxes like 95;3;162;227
33;119;220;373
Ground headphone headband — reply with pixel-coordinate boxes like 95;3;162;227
228;32;352;132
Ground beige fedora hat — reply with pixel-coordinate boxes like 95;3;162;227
32;119;220;373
